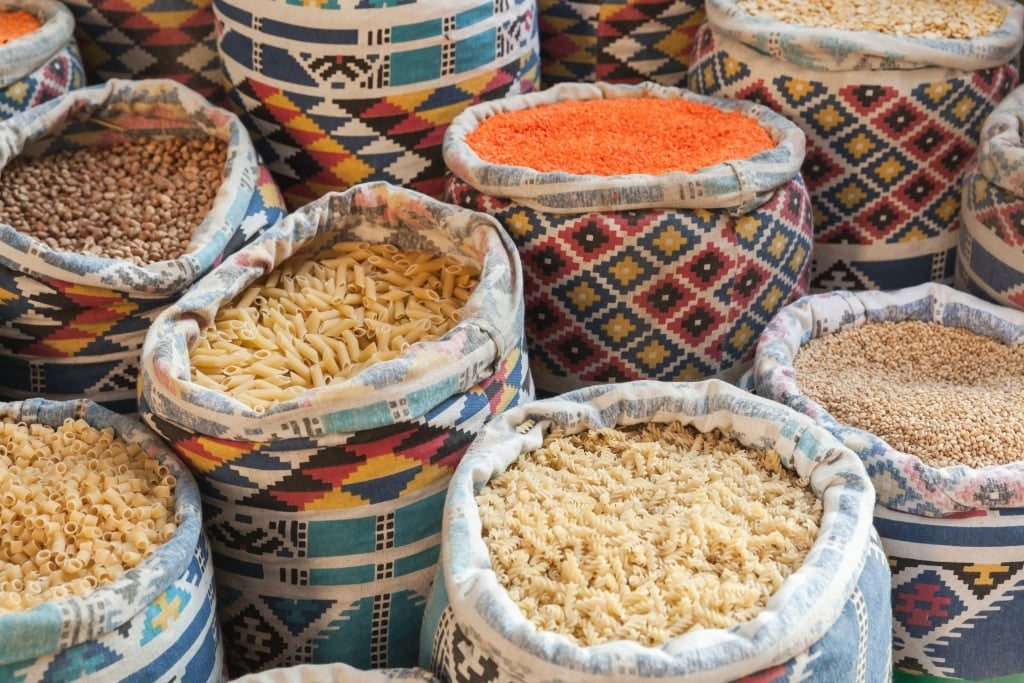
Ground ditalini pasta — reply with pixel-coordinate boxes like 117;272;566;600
190;241;481;411
0;417;178;611
476;421;823;647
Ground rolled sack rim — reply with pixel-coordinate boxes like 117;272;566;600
442;80;807;215
976;83;1024;198
0;0;76;86
442;379;879;681
751;281;1024;516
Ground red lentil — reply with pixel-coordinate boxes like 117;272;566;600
465;97;776;176
0;9;41;45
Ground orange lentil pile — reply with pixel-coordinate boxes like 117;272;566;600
465;97;777;176
0;9;41;44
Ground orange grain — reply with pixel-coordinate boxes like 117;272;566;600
465;97;776;176
0;9;41;45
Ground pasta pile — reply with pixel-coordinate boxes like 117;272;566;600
477;422;823;647
0;418;178;611
191;241;480;412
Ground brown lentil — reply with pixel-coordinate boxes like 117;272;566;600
0;136;227;266
736;0;1009;40
793;320;1024;469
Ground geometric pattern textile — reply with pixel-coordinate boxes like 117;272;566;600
62;0;226;104
0;42;85;120
688;24;1019;293
214;0;542;211
448;174;813;395
537;0;705;87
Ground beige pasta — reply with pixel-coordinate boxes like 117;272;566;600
477;422;822;647
0;418;177;612
190;241;481;411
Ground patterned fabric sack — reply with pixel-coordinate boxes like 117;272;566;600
751;282;1024;680
420;379;892;683
0;397;223;683
137;182;533;677
61;0;225;104
958;83;1024;311
231;664;437;683
212;0;541;211
444;80;813;395
0;78;286;414
537;0;705;87
0;0;85;119
687;0;1024;293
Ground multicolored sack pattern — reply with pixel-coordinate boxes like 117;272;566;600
137;182;532;676
213;0;542;211
61;0;225;104
0;0;85;119
0;398;223;683
0;78;286;413
537;0;705;86
687;0;1024;293
957;84;1024;311
420;380;892;683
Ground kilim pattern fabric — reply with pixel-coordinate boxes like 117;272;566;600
0;44;85;119
213;0;542;211
687;0;1024;293
752;283;1024;517
537;0;705;87
420;381;893;683
0;398;223;683
138;183;531;676
61;0;225;104
0;80;286;413
876;505;1024;681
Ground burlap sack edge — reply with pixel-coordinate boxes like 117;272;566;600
0;77;264;296
751;281;1024;516
442;80;807;215
0;397;204;664
438;379;879;681
0;0;75;86
704;0;1024;71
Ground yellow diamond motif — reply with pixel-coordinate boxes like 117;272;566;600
636;339;671;370
837;182;868;210
843;132;877;161
603;312;637;344
760;284;784;313
812;103;847;133
729;322;755;352
873;155;906;184
674;363;707;381
952;95;976;123
898;225;928;241
936;195;960;222
506;210;534;240
567;281;600;311
734;214;762;244
781;78;816;104
768;232;790;260
923;81;954;103
652;225;688;257
788;244;809;277
722;55;743;79
608;255;645;287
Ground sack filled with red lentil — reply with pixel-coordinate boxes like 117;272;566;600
420;379;892;682
0;397;223;682
752;281;1024;681
137;181;532;677
688;0;1024;293
443;80;813;395
0;0;85;119
537;0;705;87
0;77;286;413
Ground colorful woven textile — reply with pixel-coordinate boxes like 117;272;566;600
61;0;225;104
0;0;85;119
444;81;812;394
687;0;1024;293
537;0;705;86
0;79;286;413
138;183;532;676
213;0;541;211
0;398;223;683
420;380;892;683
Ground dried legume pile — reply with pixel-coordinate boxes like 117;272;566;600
736;0;1008;40
0;9;41;44
0;136;227;266
793;320;1024;469
465;97;776;176
477;421;822;647
0;417;178;611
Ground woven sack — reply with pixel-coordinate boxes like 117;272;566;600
688;0;1024;293
0;397;223;683
958;83;1024;310
752;282;1024;680
0;0;85;119
537;0;705;87
231;664;437;683
212;0;541;211
444;80;813;395
420;379;892;683
61;0;225;104
0;77;286;414
137;182;532;677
